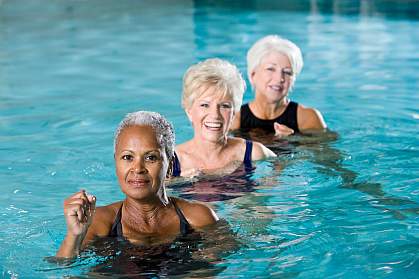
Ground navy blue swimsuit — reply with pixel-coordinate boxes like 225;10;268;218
172;140;253;177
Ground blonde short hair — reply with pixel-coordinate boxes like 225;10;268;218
247;35;303;89
182;58;246;113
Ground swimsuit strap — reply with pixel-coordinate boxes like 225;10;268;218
172;152;181;177
243;139;253;172
109;205;123;237
109;200;193;238
170;197;193;236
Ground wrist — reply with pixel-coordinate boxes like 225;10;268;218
56;233;85;258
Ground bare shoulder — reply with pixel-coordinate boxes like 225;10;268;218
251;140;276;160
297;104;327;130
172;197;219;228
230;109;241;130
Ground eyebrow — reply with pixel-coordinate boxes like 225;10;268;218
266;63;291;68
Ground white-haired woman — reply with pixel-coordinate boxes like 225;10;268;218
56;111;218;258
231;35;327;136
172;58;275;177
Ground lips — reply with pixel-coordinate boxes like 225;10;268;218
127;177;150;187
204;121;222;130
269;85;283;92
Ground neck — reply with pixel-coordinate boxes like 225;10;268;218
122;197;168;232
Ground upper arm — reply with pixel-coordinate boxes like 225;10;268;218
180;201;219;228
251;141;276;160
297;106;327;131
230;110;241;130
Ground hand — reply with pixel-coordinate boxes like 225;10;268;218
274;122;294;138
63;190;96;237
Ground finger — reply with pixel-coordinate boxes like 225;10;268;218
274;122;292;130
66;199;88;215
69;189;88;199
66;204;85;222
87;195;96;217
68;190;91;209
274;125;294;135
86;194;95;204
275;125;292;133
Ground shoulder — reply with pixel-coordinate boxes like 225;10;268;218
250;140;276;160
297;104;327;131
172;197;218;228
228;137;276;160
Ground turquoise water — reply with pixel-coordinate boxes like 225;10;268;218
1;0;418;278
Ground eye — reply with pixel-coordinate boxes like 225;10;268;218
199;103;209;108
145;154;159;162
266;67;275;72
121;154;133;161
221;103;232;109
283;69;293;76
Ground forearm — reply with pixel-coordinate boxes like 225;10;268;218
56;234;85;258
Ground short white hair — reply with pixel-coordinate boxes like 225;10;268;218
114;111;175;159
182;58;246;113
247;35;304;89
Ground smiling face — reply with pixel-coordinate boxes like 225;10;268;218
250;51;293;104
186;86;235;143
115;125;169;201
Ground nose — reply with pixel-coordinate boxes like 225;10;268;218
132;158;147;174
277;70;285;83
209;104;222;118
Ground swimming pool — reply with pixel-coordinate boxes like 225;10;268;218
1;0;418;277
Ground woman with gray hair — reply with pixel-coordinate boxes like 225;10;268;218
56;111;218;258
173;58;275;177
231;35;327;136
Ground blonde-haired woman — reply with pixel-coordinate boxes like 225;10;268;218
173;58;275;177
231;35;327;136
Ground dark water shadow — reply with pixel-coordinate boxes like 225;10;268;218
44;220;238;278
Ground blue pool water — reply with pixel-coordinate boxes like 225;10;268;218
1;0;418;278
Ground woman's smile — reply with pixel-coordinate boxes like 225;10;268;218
127;176;151;188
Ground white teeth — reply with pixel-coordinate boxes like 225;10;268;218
205;122;222;128
270;85;282;91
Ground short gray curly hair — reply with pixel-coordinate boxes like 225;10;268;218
114;111;175;159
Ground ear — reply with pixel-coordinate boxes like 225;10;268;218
249;71;256;87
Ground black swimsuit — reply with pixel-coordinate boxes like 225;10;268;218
108;198;193;237
240;101;300;134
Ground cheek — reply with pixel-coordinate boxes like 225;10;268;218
223;110;234;120
115;162;127;179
